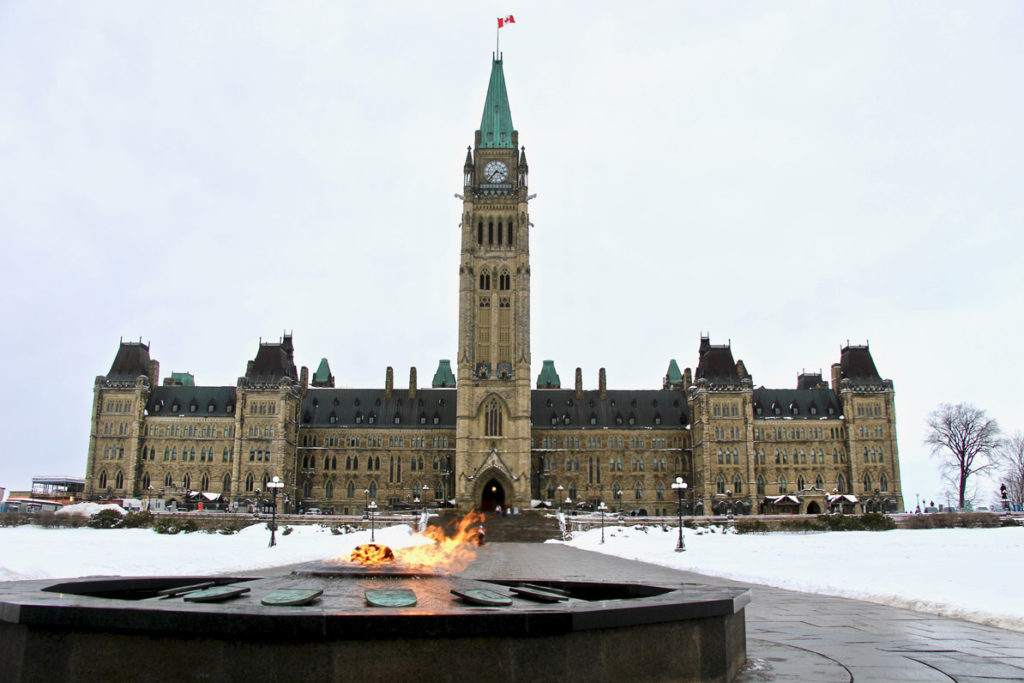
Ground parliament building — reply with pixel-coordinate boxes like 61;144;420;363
84;56;904;516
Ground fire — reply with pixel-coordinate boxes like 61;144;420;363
349;543;395;565
393;511;487;573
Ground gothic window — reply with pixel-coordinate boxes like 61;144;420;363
325;480;334;499
716;475;725;494
880;472;889;491
656;481;665;500
634;481;643;500
477;221;483;245
183;473;191;490
757;476;766;495
815;474;824;489
98;471;107;489
480;271;491;290
112;471;122;489
201;474;210;491
863;472;872;492
165;473;173;487
223;473;231;492
164;446;170;461
499;270;510;290
837;473;847;494
484;398;503;436
375;456;380;471
369;481;378;498
142;472;150;489
347;480;355;498
778;475;787;493
488;221;494;244
303;479;313;498
797;475;805;491
507;221;513;245
497;221;503;245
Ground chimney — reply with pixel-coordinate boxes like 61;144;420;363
736;360;747;379
831;363;842;392
599;368;607;400
575;368;583;399
148;359;160;387
409;367;417;399
385;366;394;398
683;367;692;391
300;366;309;391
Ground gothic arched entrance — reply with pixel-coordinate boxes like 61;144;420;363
480;478;506;512
806;501;822;515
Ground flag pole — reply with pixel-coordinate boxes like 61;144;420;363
496;20;500;58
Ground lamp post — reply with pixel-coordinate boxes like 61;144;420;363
565;497;572;516
672;477;687;552
556;485;564;511
363;489;369;519
267;476;284;547
367;500;378;543
423;484;430;510
615;488;623;515
598;501;608;544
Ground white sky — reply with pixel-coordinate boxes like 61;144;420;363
1;2;1022;503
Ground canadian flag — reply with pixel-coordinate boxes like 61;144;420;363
498;15;515;28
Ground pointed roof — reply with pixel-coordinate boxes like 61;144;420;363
666;359;683;384
478;59;515;149
107;341;152;382
431;360;456;388
536;360;561;389
312;358;335;388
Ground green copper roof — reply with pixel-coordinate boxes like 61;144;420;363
537;360;561;389
666;359;683;384
314;358;332;383
478;59;515;149
170;372;194;386
432;360;456;388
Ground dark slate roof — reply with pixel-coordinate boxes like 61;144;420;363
147;386;237;417
796;372;824;390
246;339;298;383
530;390;689;430
752;388;841;419
696;338;739;383
840;345;882;384
107;342;152;381
301;389;457;428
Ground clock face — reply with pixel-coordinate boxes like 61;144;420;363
483;160;509;183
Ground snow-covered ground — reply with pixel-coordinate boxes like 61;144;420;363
0;523;427;581
559;524;1024;631
1;521;1022;632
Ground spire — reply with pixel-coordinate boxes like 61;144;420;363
478;58;515;149
464;146;474;169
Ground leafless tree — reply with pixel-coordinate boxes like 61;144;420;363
924;403;1001;509
995;431;1024;510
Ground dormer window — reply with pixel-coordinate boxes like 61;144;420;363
171;403;180;412
153;403;162;413
207;403;215;413
329;412;337;424
354;412;363;424
589;414;597;425
226;403;234;413
628;414;636;425
368;412;376;425
393;415;401;425
419;413;427;425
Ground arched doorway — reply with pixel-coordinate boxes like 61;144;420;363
806;501;822;514
480;478;506;512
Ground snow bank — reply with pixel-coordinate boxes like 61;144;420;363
559;525;1024;631
55;502;125;517
0;523;429;582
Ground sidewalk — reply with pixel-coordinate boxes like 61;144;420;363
461;544;1024;682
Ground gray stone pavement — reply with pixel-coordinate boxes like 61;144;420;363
459;544;1024;683
260;542;1024;681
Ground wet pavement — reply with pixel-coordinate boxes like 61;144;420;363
458;544;1024;683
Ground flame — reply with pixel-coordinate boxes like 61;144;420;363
349;543;395;565
392;511;487;573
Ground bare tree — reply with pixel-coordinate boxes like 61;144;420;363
924;403;1001;509
995;431;1024;510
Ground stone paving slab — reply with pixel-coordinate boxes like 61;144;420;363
460;544;1024;682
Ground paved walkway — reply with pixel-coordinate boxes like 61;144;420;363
458;544;1024;683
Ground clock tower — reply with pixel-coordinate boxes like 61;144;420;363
455;56;533;511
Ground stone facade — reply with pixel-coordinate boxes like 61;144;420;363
83;57;903;515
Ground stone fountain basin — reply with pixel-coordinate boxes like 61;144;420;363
0;552;750;682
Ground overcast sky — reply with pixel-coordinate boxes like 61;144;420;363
2;2;1021;505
